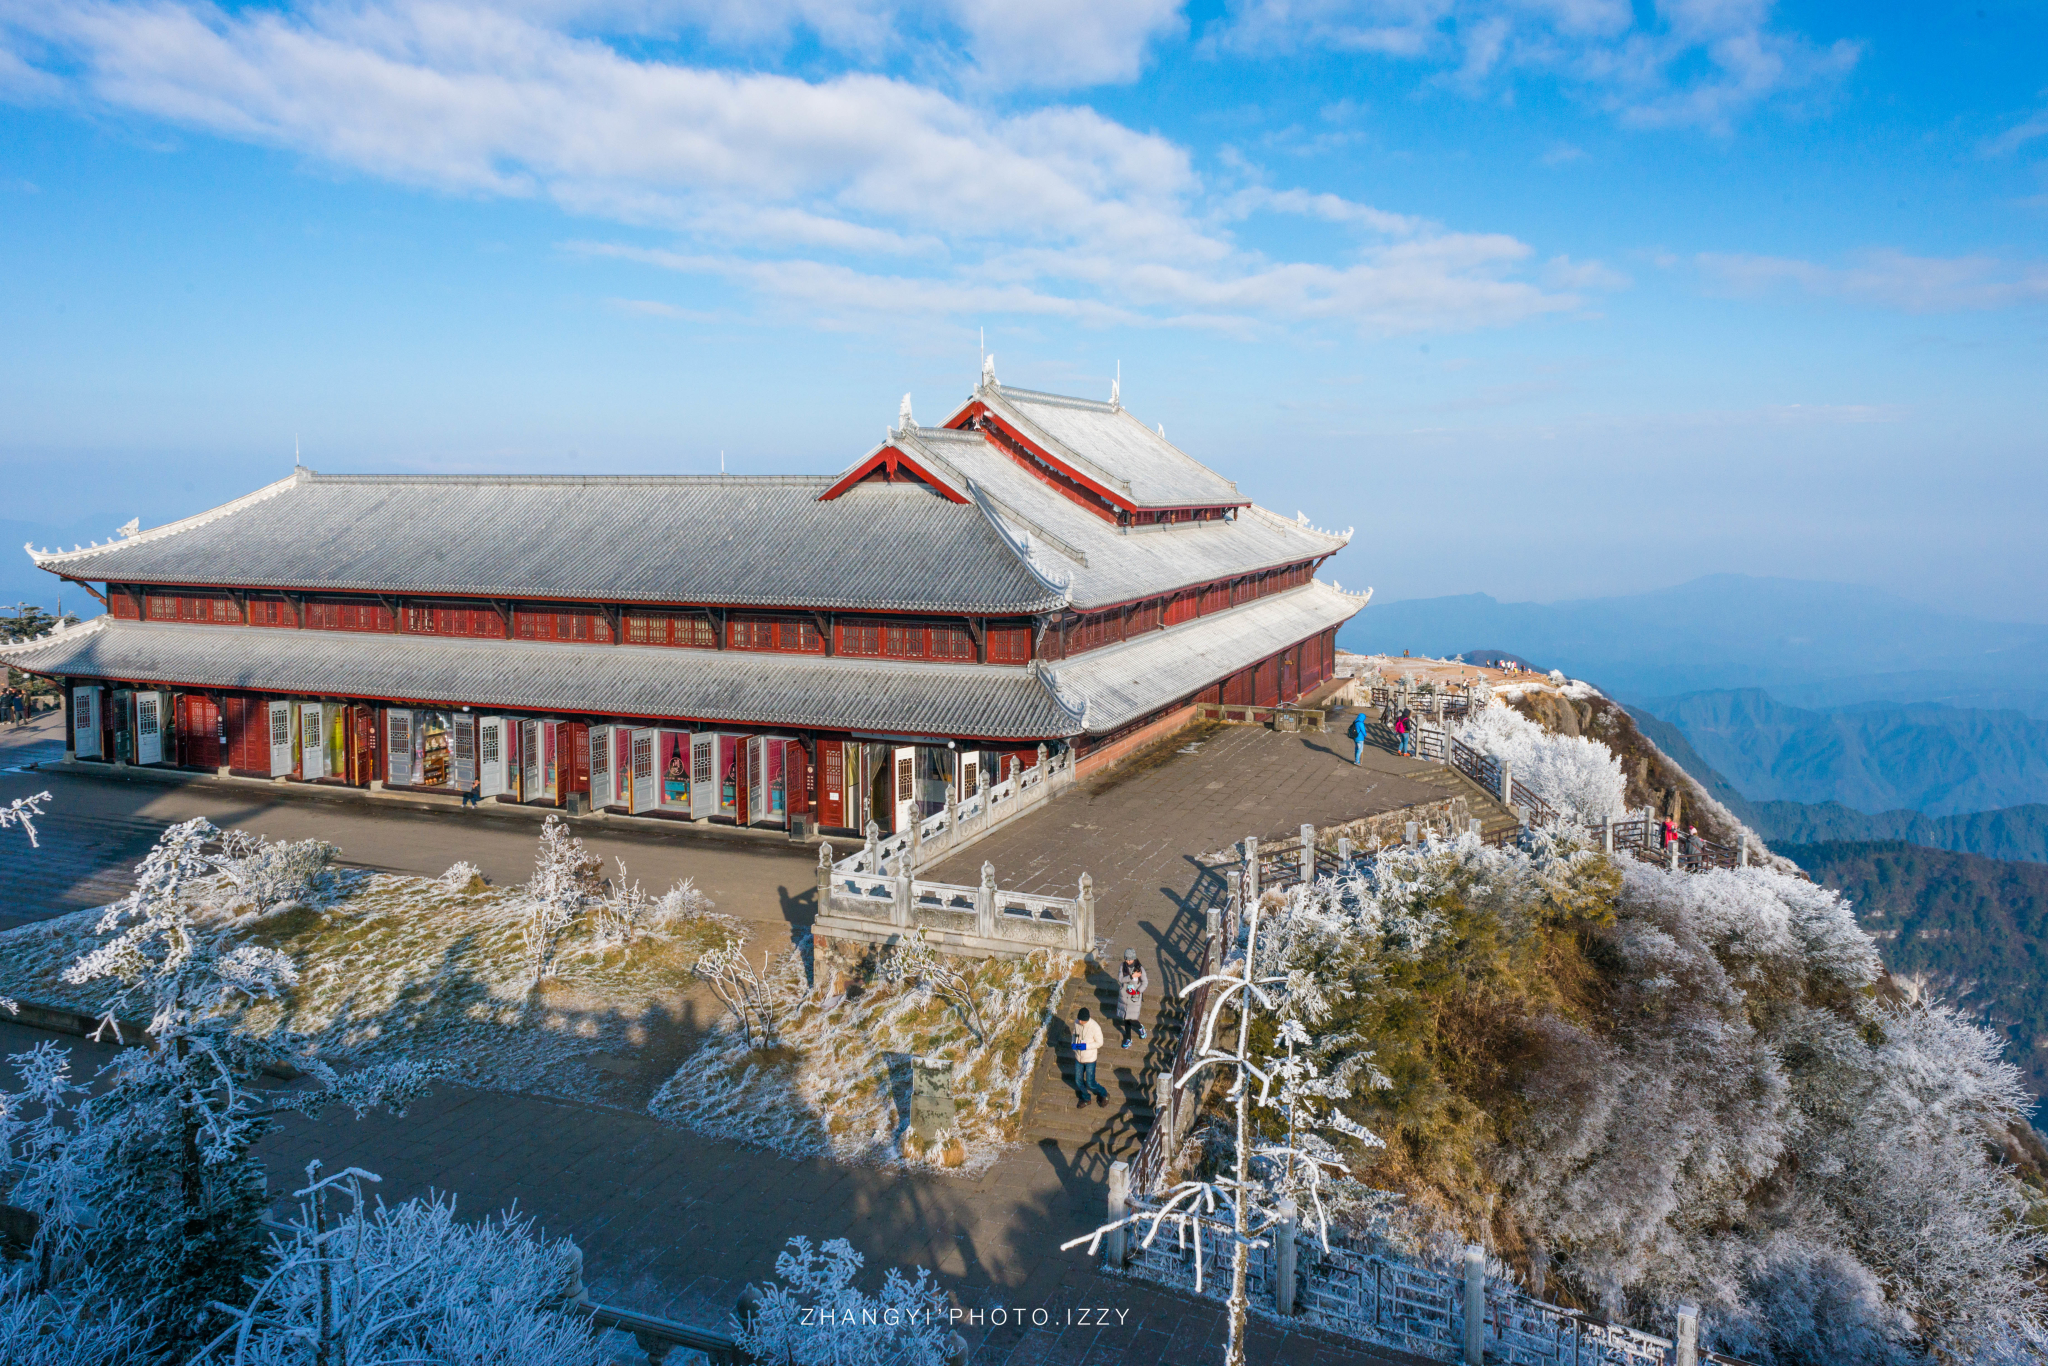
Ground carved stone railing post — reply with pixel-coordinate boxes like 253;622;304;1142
1500;759;1514;807
1603;820;1615;857
816;841;833;916
1462;1244;1485;1365
1243;835;1259;906
1337;835;1352;868
894;840;914;927
1738;832;1749;867
1074;872;1095;956
1299;823;1314;884
863;820;881;874
1675;1303;1700;1366
1274;1199;1298;1316
976;860;997;939
1105;1161;1131;1267
944;781;957;844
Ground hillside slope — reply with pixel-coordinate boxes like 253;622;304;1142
1780;840;2048;1103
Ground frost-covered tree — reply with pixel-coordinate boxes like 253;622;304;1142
522;815;602;982
1452;699;1626;822
1065;888;1385;1366
734;1235;957;1366
209;829;337;914
190;1162;602;1366
26;818;442;1352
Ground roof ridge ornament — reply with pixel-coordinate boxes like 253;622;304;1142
899;393;914;430
981;353;997;390
1110;361;1120;410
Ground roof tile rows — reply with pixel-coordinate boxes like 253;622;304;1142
2;582;1364;738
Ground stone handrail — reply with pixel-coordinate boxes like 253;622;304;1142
816;842;1096;959
837;744;1074;878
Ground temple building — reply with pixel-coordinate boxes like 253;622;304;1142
3;367;1367;835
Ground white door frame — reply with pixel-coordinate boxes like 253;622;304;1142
73;686;100;758
690;732;715;820
479;717;506;797
297;702;323;779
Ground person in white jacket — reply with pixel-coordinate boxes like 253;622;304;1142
1071;1008;1108;1107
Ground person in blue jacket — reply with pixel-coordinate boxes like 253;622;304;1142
1349;708;1370;765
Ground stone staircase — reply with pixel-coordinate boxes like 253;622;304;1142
1022;962;1178;1166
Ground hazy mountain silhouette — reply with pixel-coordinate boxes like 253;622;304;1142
1342;574;2048;708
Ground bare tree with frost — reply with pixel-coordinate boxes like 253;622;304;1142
692;929;796;1050
1;789;50;847
1063;887;1384;1366
884;929;990;1044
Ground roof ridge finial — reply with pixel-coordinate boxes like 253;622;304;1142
1111;361;1120;409
981;352;997;390
899;392;914;431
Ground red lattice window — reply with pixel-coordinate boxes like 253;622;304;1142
929;627;974;661
776;620;824;653
987;627;1031;663
729;618;776;651
838;621;884;656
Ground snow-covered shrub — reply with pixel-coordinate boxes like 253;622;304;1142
195;1163;602;1366
592;860;714;954
0;1267;154;1366
438;859;485;893
212;831;337;911
735;1236;954;1366
1452;699;1625;823
883;930;990;1043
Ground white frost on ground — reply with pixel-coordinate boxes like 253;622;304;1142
650;949;1071;1178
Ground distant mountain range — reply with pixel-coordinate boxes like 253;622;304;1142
1643;688;2048;817
1341;574;2048;713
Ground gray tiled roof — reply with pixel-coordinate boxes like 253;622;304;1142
29;472;1066;615
894;426;1348;612
1044;581;1365;734
1;618;1081;739
1;582;1368;738
974;385;1244;509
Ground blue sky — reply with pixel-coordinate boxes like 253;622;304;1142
2;1;2044;619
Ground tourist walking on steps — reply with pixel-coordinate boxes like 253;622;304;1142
1395;708;1414;756
1117;950;1147;1048
1348;708;1370;765
1071;1008;1109;1107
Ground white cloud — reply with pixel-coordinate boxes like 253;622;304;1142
1697;250;2048;312
1982;104;2048;158
0;0;1597;336
1216;0;1859;132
